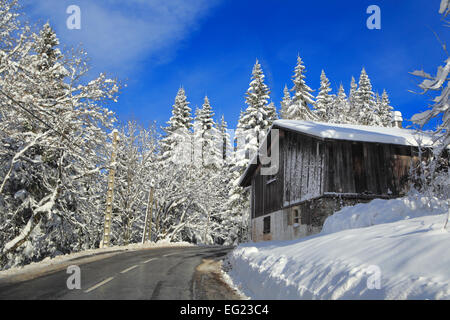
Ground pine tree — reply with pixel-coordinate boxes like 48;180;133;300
167;87;193;131
160;87;193;164
287;55;316;120
33;23;61;72
218;115;231;162
314;70;333;121
193;96;221;168
333;83;349;124
241;59;273;159
379;89;394;127
348;76;359;123
266;101;278;125
356;68;377;125
280;85;292;119
225;110;251;244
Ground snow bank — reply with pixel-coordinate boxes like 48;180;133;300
321;195;448;235
226;199;450;300
0;241;193;277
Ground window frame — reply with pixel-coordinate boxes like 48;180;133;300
263;216;271;234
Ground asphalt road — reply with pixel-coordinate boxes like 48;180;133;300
0;246;240;300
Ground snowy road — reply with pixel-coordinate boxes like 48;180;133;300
0;246;240;300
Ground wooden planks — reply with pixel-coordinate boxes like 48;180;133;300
282;131;323;207
254;129;420;218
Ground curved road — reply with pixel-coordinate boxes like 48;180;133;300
0;246;240;300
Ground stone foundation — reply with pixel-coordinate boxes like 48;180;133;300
251;195;377;242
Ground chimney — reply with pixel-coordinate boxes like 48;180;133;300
391;111;403;128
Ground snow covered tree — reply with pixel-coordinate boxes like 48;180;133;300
224;110;251;244
218;115;231;162
280;85;292;119
347;76;359;123
112;121;158;246
332;83;349;124
0;17;119;267
240;59;274;153
356;68;379;125
266;101;278;125
193;96;222;168
409;0;450;210
151;90;233;245
287;55;316;120
160;87;193;164
411;60;450;153
378;89;394;126
235;59;276;171
314;70;333;121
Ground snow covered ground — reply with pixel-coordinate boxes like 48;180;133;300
226;196;450;300
321;194;447;234
0;240;193;278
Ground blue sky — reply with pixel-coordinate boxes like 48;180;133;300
22;0;448;129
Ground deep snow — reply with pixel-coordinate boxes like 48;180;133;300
226;196;450;300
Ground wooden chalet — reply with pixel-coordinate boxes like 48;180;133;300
239;120;434;242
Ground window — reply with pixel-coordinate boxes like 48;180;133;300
288;207;301;226
293;209;300;225
263;216;271;234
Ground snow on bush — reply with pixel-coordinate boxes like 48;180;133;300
321;194;447;235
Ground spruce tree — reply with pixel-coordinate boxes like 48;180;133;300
348;76;359;123
287;55;316;120
241;59;273;157
356;68;377;125
218;115;231;162
168;87;193;131
193;96;221;168
333;83;349;124
280;85;292;119
379;89;394;127
160;87;193;163
225;110;251;244
266;101;278;125
314;70;333;122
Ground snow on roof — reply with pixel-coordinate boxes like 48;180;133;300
239;120;435;187
273;120;434;147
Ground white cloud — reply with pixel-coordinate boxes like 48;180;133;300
23;0;220;75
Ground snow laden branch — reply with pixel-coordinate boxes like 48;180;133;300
409;1;450;230
0;6;119;268
0;131;49;193
1;180;60;258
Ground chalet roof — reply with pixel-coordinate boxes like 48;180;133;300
238;120;435;187
274;120;434;147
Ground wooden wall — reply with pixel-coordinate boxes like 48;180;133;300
251;128;418;218
322;140;415;196
282;131;324;207
252;130;285;218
